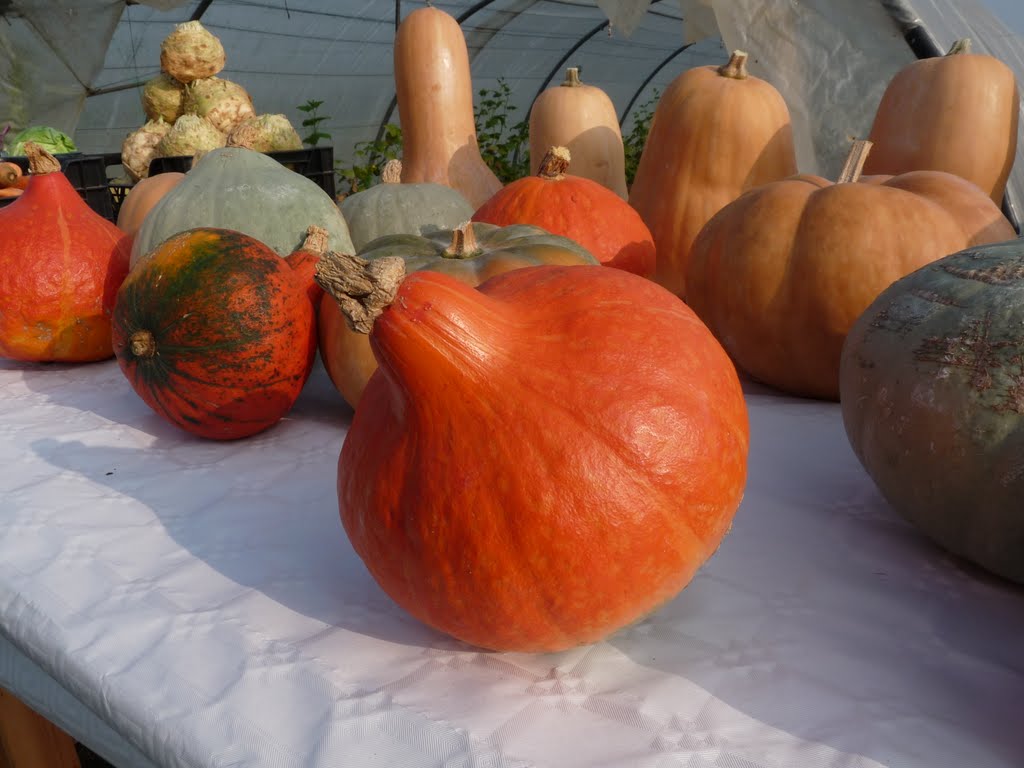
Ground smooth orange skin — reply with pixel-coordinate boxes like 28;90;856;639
394;6;502;208
0;171;130;362
338;265;750;652
112;228;317;440
472;172;656;277
285;247;325;310
686;169;1016;401
116;171;185;237
628;61;798;298
864;50;1020;204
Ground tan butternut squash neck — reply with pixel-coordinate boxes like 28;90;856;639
315;251;406;334
561;67;582;87
838;139;873;183
717;50;749;80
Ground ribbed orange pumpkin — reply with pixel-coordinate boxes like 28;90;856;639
317;255;749;652
112;228;317;440
472;147;656;277
0;144;131;362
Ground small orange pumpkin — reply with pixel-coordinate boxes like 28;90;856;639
116;171;186;237
472;146;655;276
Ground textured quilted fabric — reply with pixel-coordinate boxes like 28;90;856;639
0;358;1022;768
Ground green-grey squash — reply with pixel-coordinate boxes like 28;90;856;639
315;221;599;408
130;146;354;267
339;159;475;250
839;236;1024;583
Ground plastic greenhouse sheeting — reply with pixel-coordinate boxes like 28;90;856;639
1;0;1022;202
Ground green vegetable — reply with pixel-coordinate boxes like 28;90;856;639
5;126;77;156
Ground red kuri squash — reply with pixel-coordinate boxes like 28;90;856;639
112;228;317;440
317;254;749;652
0;143;130;362
472;146;656;277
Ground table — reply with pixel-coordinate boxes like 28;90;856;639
1;356;1022;768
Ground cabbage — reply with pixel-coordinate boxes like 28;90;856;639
6;126;77;156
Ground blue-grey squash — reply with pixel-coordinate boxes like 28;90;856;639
839;236;1024;583
129;146;354;267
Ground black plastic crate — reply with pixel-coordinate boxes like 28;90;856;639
148;145;337;200
0;152;115;221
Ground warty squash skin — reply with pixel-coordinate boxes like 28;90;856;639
472;146;656;277
113;228;316;440
393;6;503;209
528;68;628;199
840;238;1024;584
0;144;131;363
864;39;1020;205
686;140;1016;401
628;50;798;298
318;259;749;652
317;221;598;408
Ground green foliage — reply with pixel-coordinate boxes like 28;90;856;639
622;87;660;189
336;123;403;196
297;99;332;147
474;77;530;183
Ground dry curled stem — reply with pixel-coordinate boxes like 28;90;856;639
314;251;406;334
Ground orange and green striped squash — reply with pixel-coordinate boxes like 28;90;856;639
112;227;317;440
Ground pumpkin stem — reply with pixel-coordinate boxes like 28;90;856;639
24;143;61;175
538;146;571;179
444;223;480;259
380;159;402;184
302;225;329;254
838;139;873;184
129;330;157;359
717;50;749;80
314;251;406;334
947;38;972;55
562;67;582;87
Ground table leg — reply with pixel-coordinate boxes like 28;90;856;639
0;688;82;768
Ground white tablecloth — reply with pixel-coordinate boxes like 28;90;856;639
1;356;1021;768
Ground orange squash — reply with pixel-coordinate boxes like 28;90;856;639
393;6;502;208
864;39;1020;205
528;68;628;198
628;50;798;298
686;140;1016;401
472;146;655;276
0;144;131;362
116;171;185;237
318;254;749;652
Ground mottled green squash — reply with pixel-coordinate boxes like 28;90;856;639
340;159;474;250
840;237;1024;583
130;146;353;267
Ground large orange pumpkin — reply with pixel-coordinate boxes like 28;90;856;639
320;255;749;652
686;140;1016;401
393;6;502;208
472;146;655;276
864;39;1020;205
628;50;798;298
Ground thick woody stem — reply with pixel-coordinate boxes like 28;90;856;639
838;139;873;184
444;223;480;259
24;143;61;175
947;38;972;56
314;251;406;334
717;50;749;80
380;159;402;184
538;146;571;179
301;225;329;254
562;67;582;87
